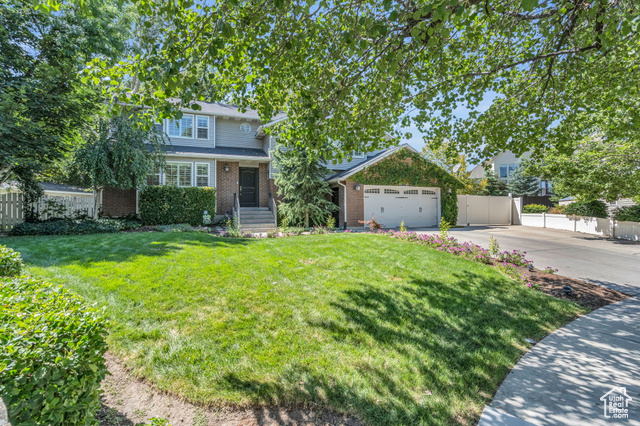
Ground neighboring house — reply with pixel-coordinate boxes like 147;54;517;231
0;181;93;199
469;150;551;194
102;101;450;229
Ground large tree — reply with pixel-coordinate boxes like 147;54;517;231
72;115;165;217
528;137;640;202
421;142;480;194
0;0;133;188
272;147;337;228
79;0;639;163
508;162;540;197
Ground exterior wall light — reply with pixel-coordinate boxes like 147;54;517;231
354;184;361;191
224;165;230;172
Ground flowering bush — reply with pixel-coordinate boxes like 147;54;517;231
543;267;558;274
495;262;529;286
497;250;531;267
310;226;331;235
386;231;491;264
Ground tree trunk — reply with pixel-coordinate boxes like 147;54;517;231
93;187;102;219
305;210;309;228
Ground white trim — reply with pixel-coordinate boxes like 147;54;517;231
166;114;195;139
195;162;210;187
352;151;366;159
213;116;216;148
195;116;210;140
164;161;193;187
165;153;270;161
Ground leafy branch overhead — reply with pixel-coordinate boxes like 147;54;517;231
76;0;639;161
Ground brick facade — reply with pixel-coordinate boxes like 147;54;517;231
258;163;269;208
102;188;136;218
338;179;364;228
216;161;240;216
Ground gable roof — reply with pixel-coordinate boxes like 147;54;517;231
171;99;287;123
326;144;417;183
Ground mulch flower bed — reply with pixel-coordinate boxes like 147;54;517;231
518;266;629;310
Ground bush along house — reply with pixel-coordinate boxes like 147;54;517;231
102;101;461;231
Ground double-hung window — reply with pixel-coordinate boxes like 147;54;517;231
165;163;192;187
167;115;194;138
508;164;517;176
196;116;209;139
196;163;209;187
499;165;508;178
147;166;161;186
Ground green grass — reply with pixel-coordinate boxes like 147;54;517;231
0;232;586;425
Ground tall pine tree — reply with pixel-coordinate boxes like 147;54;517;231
481;169;508;196
272;146;337;227
508;162;540;197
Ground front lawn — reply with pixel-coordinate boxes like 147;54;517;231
1;232;586;425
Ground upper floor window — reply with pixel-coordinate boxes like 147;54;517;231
166;114;212;139
196;116;209;139
352;151;365;159
498;163;517;179
240;122;252;134
167;115;194;139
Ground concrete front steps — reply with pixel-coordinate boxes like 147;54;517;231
239;207;277;232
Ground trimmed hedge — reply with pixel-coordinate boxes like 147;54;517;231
0;274;108;425
139;186;216;226
10;218;139;237
522;204;549;214
613;205;640;222
0;245;22;277
564;200;608;218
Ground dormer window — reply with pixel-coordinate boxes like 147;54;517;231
352;151;365;159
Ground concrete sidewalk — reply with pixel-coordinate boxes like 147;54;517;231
478;296;640;425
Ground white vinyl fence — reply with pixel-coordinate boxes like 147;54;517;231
0;193;96;232
457;195;512;226
521;213;640;242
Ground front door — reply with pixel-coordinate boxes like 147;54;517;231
239;167;258;207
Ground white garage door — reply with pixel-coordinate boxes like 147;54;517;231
363;185;439;228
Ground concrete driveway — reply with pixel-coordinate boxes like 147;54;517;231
415;225;640;295
410;225;640;425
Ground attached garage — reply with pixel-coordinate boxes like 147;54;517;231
363;185;440;228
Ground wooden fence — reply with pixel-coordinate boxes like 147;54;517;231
0;192;25;232
0;192;95;232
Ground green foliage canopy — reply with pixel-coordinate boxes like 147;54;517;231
79;0;640;162
0;0;134;186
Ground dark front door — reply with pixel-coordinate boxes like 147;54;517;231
331;187;340;226
239;167;258;207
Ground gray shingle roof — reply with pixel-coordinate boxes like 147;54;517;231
164;145;269;159
173;99;287;123
40;183;92;194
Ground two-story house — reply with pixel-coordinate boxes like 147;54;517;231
469;150;551;194
102;101;452;230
